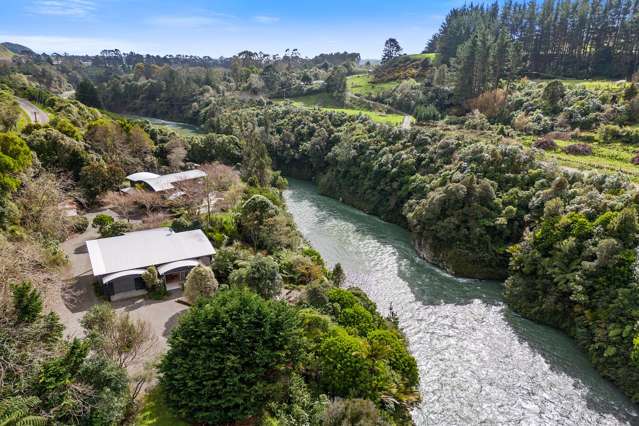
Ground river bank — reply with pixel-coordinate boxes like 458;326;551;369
284;178;639;425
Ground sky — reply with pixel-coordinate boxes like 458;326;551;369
0;0;468;59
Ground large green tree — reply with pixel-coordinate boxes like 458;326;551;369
159;289;302;424
0;132;32;196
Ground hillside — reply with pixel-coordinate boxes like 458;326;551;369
0;44;15;59
2;42;34;55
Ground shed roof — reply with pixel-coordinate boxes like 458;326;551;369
157;259;200;275
126;172;160;181
86;228;214;277
139;170;207;192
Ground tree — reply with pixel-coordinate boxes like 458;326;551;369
0;132;32;196
141;266;162;292
238;194;279;249
331;263;346;287
183;265;218;303
241;126;272;186
381;38;403;64
11;281;43;323
245;255;283;299
76;79;102;108
81;303;156;368
542;80;566;113
79;161;125;203
0;92;22;132
159;289;302;424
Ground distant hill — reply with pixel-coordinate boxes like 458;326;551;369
2;42;34;55
0;45;15;60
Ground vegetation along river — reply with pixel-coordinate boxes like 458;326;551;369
283;178;639;426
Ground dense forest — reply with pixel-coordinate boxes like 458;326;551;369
428;0;639;85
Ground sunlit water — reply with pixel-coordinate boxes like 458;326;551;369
121;114;203;136
284;178;639;426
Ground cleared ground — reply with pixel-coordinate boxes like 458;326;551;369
346;74;400;96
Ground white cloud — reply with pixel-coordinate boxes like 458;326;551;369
29;0;96;18
0;34;146;55
253;15;280;24
146;15;227;29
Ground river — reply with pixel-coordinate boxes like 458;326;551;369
283;178;639;426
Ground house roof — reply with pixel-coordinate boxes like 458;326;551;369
86;228;214;277
126;172;160;181
137;170;207;192
157;259;200;275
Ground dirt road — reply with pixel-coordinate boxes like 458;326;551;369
17;97;49;124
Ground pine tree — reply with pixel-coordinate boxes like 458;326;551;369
381;38;403;64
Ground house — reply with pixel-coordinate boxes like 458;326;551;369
126;170;207;193
86;228;215;301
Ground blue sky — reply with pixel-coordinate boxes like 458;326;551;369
0;0;466;59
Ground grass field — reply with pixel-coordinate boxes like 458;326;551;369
279;93;405;126
521;135;639;181
554;79;626;90
409;53;438;61
346;74;400;97
135;387;188;426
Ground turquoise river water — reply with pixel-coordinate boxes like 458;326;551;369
284;178;639;426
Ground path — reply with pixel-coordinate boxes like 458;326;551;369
17;97;49;124
402;115;412;129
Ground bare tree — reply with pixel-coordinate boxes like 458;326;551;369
81;304;157;368
100;191;137;222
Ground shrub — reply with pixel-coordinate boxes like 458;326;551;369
11;281;43;323
321;399;384;426
463;110;490;130
183;265;218;303
317;329;379;399
99;220;129;238
414;104;440;123
141;266;162;292
543;80;566;112
331;263;346;287
532;136;558;151
92;213;114;229
245;255;282;299
562;143;593;155
466;89;508;120
159;289;302;425
70;216;89;233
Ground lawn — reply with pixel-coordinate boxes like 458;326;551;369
409;53;438;61
520;135;639;181
135;386;188;426
346;74;400;97
278;93;406;126
556;79;626;90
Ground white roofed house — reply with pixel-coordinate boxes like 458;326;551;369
125;170;207;195
86;228;215;301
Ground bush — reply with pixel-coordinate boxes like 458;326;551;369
245;255;283;299
532;136;558;151
466;89;508;120
11;281;43;323
463;110;490;130
317;329;379;399
99;220;130;238
92;213;114;229
562;143;593;155
414;104;440;123
159;289;302;425
141;266;162;292
183;265;218;303
70;216;89;233
321;399;385;426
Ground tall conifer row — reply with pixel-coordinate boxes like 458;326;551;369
427;0;639;99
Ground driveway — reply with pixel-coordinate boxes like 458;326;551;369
17;97;49;124
53;209;188;372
